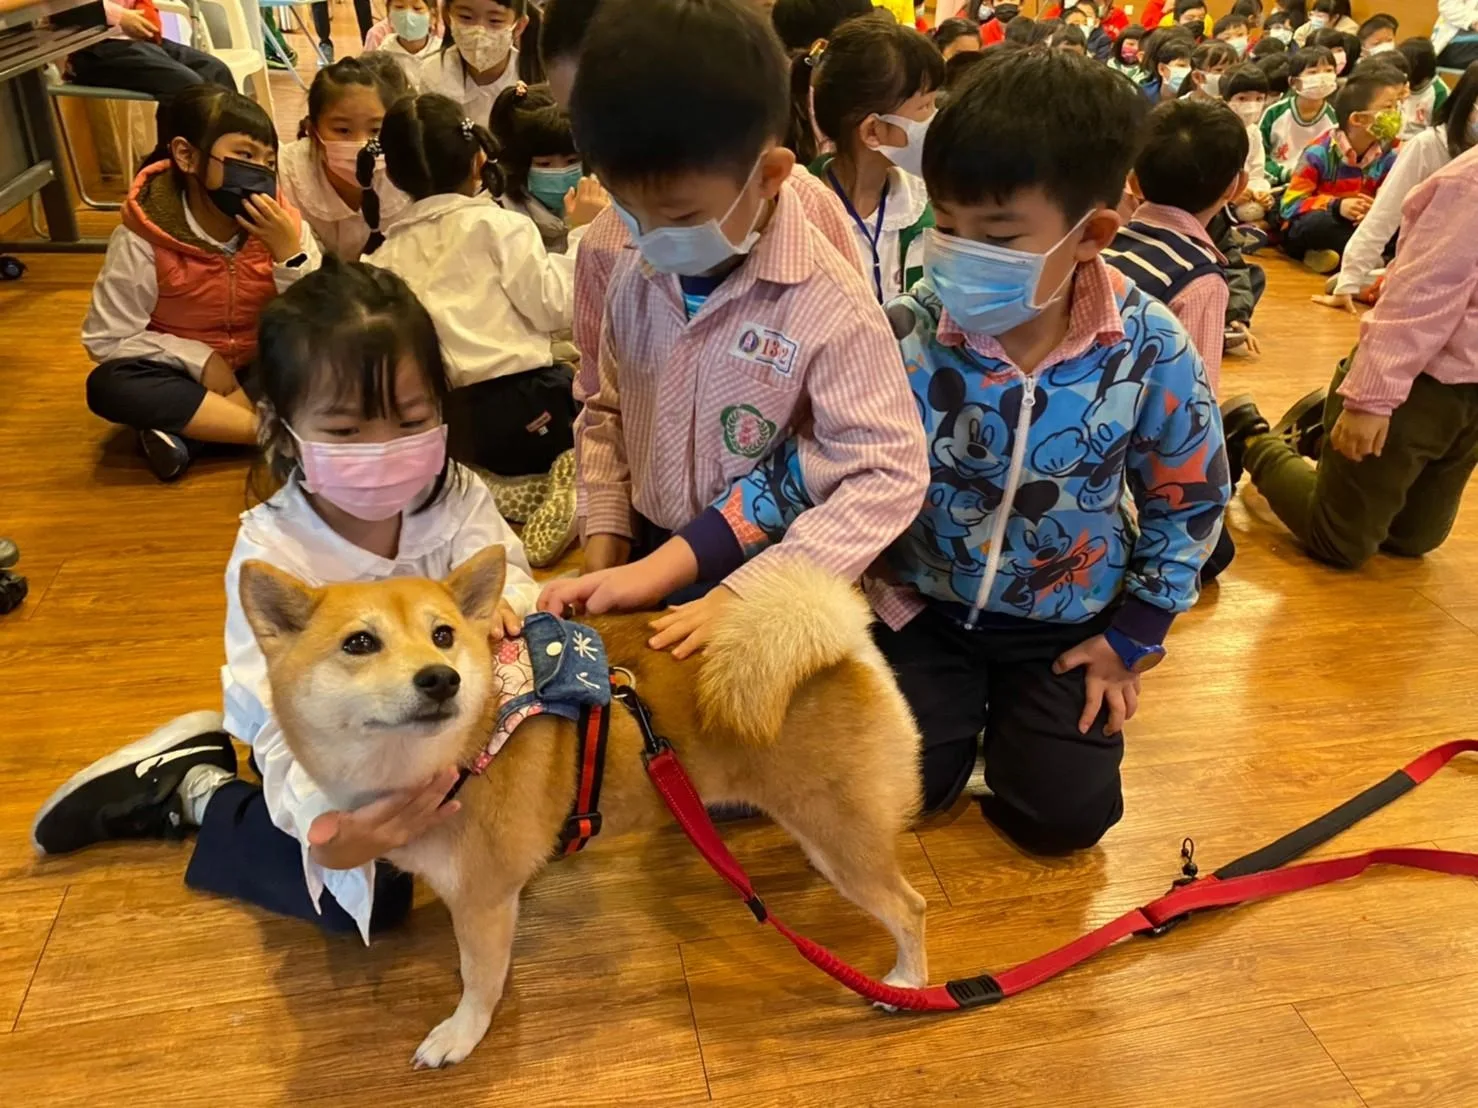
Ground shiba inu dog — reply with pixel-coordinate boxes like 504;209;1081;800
239;545;927;1069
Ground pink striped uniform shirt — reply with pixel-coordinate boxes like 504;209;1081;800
1340;145;1478;417
578;179;928;596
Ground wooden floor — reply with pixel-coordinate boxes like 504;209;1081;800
4;35;1478;1107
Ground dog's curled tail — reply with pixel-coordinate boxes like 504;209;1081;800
697;561;874;746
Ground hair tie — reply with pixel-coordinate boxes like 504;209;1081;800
460;118;475;139
805;38;828;67
364;138;382;157
514;80;529;99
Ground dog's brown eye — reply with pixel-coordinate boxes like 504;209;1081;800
342;631;380;656
432;625;455;649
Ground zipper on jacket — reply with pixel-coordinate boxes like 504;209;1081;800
965;374;1035;630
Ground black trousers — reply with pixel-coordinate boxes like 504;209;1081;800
69;38;234;96
1283;210;1355;260
86;356;256;437
311;0;375;43
875;603;1125;854
184;779;413;935
445;364;577;477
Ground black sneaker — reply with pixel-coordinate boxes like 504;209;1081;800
32;711;236;855
1273;387;1329;461
318;41;335;65
138;428;191;482
1220;394;1271;491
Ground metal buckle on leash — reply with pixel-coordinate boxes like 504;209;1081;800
611;680;671;763
1145;837;1199;938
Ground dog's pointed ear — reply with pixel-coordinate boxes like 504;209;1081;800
239;560;320;652
445;545;507;623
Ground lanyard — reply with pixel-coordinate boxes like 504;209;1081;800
828;168;890;303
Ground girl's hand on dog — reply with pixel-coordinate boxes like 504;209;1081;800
648;586;735;660
306;768;461;870
1053;634;1141;736
488;599;522;642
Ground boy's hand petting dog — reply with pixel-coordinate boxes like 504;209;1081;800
1330;408;1390;461
237;194;300;262
306;768;462;871
1053;633;1141;736
648;586;735;660
488;598;522;642
539;564;664;617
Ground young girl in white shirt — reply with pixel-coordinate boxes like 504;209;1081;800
33;262;540;941
279;58;411;260
364;0;443;88
422;0;528;126
83;84;320;483
366;92;580;564
804;17;941;302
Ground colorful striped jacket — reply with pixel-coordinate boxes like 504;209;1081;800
1280;129;1400;222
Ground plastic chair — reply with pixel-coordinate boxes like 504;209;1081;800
42;65;155;212
257;0;330;88
162;0;276;113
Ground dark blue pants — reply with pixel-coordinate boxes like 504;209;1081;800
1248;262;1266;312
184;779;414;935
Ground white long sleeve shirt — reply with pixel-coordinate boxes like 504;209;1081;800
1435;0;1478;55
1333;126;1453;296
367;192;575;387
420;47;521;128
1244;122;1270;195
81;195;320;378
221;466;539;943
277;138;411;261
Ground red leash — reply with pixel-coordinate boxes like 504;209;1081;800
626;692;1478;1014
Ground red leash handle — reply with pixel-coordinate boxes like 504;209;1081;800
644;740;1478;1012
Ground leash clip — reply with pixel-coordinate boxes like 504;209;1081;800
613;683;672;762
1146;837;1199;938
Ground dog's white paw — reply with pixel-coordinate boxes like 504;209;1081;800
412;1008;491;1070
871;967;923;1013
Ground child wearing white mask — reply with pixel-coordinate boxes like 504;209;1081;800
363;0;442;88
1260;45;1339;185
423;0;527;126
278;59;411;260
35;262;540;947
805;17;941;302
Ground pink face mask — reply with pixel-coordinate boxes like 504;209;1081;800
288;423;448;521
318;135;367;185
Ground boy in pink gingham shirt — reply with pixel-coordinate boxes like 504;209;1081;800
562;0;927;614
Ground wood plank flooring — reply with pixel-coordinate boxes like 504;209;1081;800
2;24;1477;1105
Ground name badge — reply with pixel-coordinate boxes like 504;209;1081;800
732;322;799;378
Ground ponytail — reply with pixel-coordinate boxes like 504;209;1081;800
379;92;504;204
784;40;827;166
471;122;506;196
357;138;385;254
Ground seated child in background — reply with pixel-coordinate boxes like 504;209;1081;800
278;59;410;261
933;16;983;59
1108;24;1149;80
424;0;528;124
1186;39;1238;97
1309;26;1352;77
364;0;442;87
1296;0;1358;44
1279;69;1404;274
490;83;609;255
1062;3;1113;61
569;0;928;590
1053;23;1090;56
806;16;942;303
1318;64;1478;311
1222;144;1478;572
1223;63;1275;221
1260;9;1294;48
943;48;988;93
1142;27;1196;101
1213;12;1251;57
1260;46;1338;186
357;50;417;104
83;86;320;483
1357;13;1399;57
1399;37;1450;138
366;93;581;565
1104;97;1245;393
1255;50;1292;94
549;50;1230;853
37;263;541;944
69;0;234;97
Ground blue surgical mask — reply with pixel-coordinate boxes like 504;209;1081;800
923;215;1090;336
389;7;430;40
527;164;583;215
612;158;764;276
1165;63;1191;92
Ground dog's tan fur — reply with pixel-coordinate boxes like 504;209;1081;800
240;546;927;1068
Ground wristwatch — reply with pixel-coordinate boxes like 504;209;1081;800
281;251;309;269
1103;626;1166;674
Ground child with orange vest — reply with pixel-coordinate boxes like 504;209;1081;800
83;86;320;482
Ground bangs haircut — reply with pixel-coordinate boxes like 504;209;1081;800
149;84;276;178
570;0;788;185
253;260;457;507
922;48;1148;219
490;82;577;199
812;16;944;145
1288;45;1336;78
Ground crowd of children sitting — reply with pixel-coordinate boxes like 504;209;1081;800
31;0;1478;946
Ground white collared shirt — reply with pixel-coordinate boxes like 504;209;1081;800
81;190;321;378
420;47;520;129
278;138;411;260
827;166;929;303
376;32;440;89
366;192;575;386
220;465;540;943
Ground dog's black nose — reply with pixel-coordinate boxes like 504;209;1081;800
414;664;461;703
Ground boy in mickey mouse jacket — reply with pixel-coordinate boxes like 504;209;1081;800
546;50;1229;856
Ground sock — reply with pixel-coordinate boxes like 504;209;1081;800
177;764;235;827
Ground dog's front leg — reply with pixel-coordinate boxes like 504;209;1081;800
412;891;519;1069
